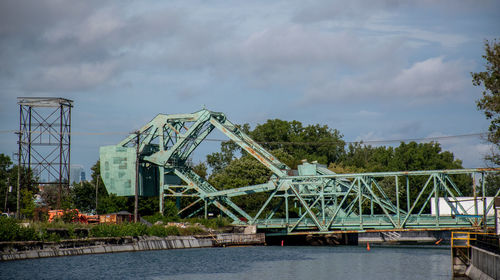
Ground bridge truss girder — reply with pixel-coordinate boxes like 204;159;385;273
100;109;500;234
247;169;500;234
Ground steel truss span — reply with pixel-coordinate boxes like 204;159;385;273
99;109;500;235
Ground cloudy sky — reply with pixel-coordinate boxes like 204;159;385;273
0;0;499;176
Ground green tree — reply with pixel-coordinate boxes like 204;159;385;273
206;141;239;173
209;154;272;216
1;155;46;214
97;193;128;214
250;119;345;167
192;162;208;179
20;189;36;218
72;181;107;213
0;154;38;212
339;143;394;172
335;141;470;212
207;149;295;216
40;185;73;209
90;160;105;187
472;39;500;165
0;154;13;213
390;142;463;171
136;196;159;216
472;39;500;196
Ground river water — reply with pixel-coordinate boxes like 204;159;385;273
0;246;451;280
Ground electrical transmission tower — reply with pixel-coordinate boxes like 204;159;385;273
17;97;73;212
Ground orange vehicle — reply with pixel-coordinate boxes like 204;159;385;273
85;214;100;224
48;209;65;222
48;209;94;223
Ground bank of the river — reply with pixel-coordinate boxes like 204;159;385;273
0;233;265;261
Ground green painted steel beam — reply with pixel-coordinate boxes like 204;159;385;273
284;168;500;179
204;182;276;198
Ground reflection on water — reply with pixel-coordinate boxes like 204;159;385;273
0;246;451;280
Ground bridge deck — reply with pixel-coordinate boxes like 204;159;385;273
249;215;493;235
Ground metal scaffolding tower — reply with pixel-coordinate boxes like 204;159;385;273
17;97;73;211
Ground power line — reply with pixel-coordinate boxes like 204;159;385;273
0;129;488;145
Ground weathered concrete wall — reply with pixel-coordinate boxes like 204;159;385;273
213;233;265;246
0;233;265;261
466;246;499;280
358;230;449;244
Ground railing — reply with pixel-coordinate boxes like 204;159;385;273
451;231;475;248
451;231;499;267
451;231;498;249
471;233;500;254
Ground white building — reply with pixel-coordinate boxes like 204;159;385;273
431;197;495;216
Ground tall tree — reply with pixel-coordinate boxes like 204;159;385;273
0;154;13;213
472;39;500;196
472;39;500;165
334;142;470;211
206;141;238;173
250;119;345;167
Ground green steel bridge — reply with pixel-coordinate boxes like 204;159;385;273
100;109;500;236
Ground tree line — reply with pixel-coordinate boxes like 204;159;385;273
0;121;477;219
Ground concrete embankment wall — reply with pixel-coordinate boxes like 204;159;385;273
358;230;450;245
0;233;265;261
466;246;499;280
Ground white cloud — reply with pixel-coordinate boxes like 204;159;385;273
420;131;492;167
366;24;468;48
43;7;125;44
357;110;382;118
355;131;383;142
390;57;467;98
26;61;119;92
303;56;469;104
352;130;492;168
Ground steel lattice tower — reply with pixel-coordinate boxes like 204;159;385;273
17;97;73;210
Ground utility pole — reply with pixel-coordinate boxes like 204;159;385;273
473;174;478;226
134;131;140;223
16;131;21;219
4;178;9;212
95;175;99;214
481;172;487;232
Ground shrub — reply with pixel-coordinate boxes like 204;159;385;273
120;223;148;237
0;217;42;241
89;224;122;237
187;217;230;229
147;225;169;237
90;223;148;237
142;213;168;224
17;226;39;241
0;216;20;241
164;226;180;236
179;226;205;236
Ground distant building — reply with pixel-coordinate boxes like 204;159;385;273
70;165;84;184
80;171;86;182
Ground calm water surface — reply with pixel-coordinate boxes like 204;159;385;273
0;246;451;280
